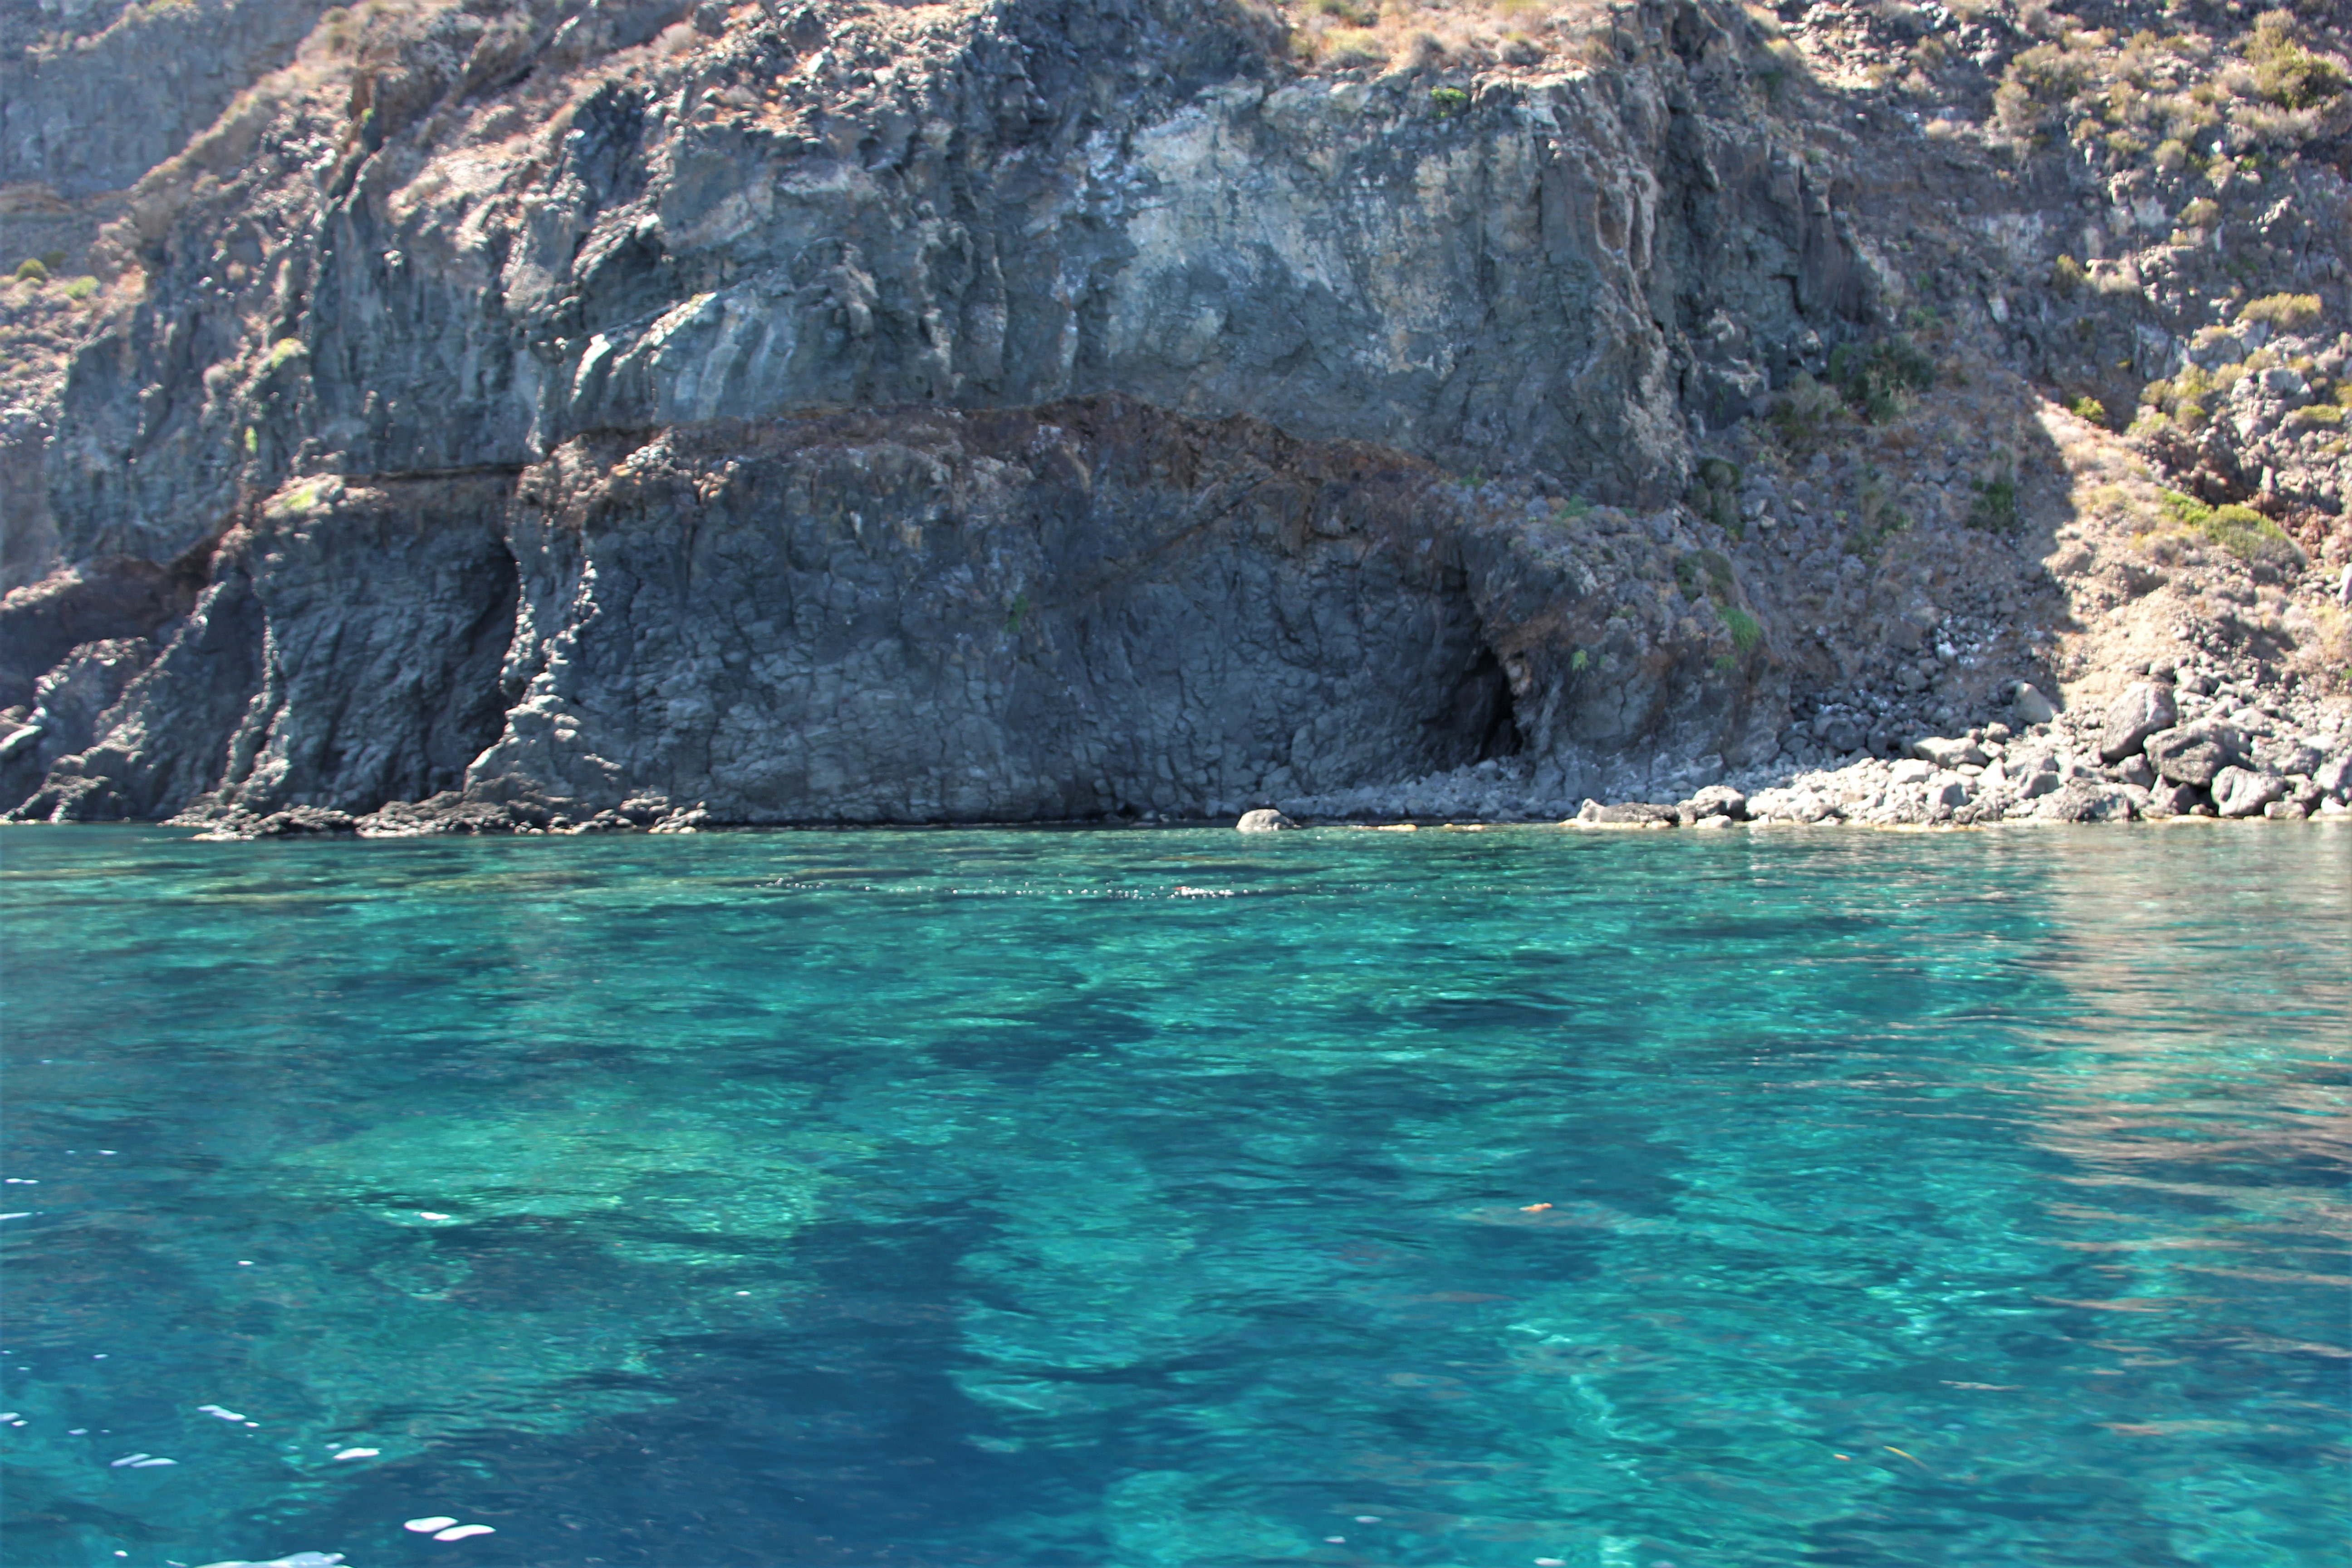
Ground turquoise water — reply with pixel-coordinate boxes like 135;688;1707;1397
1;824;2346;1568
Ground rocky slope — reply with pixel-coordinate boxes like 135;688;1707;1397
1;0;2348;831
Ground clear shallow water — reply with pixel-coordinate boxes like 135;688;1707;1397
1;824;2347;1568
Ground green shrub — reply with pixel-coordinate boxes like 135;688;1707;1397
2051;254;2087;292
1768;372;1847;452
61;275;98;301
2247;13;2346;109
2177;196;2220;229
1674;549;1737;602
2241;292;2323;329
1829;335;1936;422
1688;457;1744;538
2159;489;2303;565
12;258;47;284
1969;475;2021;532
1720;603;1763;653
1429;86;1470;116
2068;395;2108;426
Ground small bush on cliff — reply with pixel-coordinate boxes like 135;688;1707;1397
2240;292;2323;330
1688;457;1743;538
2247;12;2346;109
1767;373;1846;452
2159;490;2302;566
12;258;47;285
1720;604;1763;653
1830;335;1936;422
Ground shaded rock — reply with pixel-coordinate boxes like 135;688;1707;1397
2315;753;2352;798
1574;800;1680;827
1679;784;1748;822
1907;735;1988;769
355;794;529;837
2036;779;2135;822
2146;723;2244;787
2107;754;2155;789
1236;808;1298;832
2010;683;2058;725
2211;766;2286;819
2097;681;2176;763
2142;781;2202;818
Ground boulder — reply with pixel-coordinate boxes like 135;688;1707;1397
2315;753;2352;798
2210;766;2286;820
2036;780;2135;822
1908;735;1988;769
2146;723;2243;787
2097;681;2176;762
2264;799;2308;821
2107;754;2156;789
1574;800;1679;828
1889;758;1934;785
1236;808;1298;832
2010;682;2058;725
1679;784;1749;821
2142;781;2201;818
1692;813;1737;829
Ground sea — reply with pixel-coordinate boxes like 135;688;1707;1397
1;823;2346;1567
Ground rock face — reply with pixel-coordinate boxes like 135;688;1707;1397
11;401;1782;825
7;0;2349;831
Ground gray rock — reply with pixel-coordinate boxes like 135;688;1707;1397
1235;808;1298;833
2141;781;2202;818
2263;798;2309;821
1692;813;1737;829
2146;723;2244;787
2097;681;2176;762
2210;765;2287;819
7;411;1785;826
1680;784;1749;821
2108;754;2156;789
1908;734;1989;769
2010;682;2058;725
2316;753;2352;798
1575;800;1681;827
2037;779;2135;822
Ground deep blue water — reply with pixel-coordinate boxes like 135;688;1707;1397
1;823;2346;1568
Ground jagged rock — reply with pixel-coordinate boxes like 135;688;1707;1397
2316;754;2352;798
2010;684;2058;726
2142;781;2202;818
2097;682;2177;763
2210;766;2287;820
2146;723;2244;788
1235;808;1298;833
2108;754;2156;789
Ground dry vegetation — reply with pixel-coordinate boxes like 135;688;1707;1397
1266;0;1612;74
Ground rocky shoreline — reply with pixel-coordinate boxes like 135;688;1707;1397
140;650;2351;839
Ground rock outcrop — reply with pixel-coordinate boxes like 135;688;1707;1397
3;0;2349;832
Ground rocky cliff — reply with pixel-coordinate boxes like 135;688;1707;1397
3;0;2349;829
